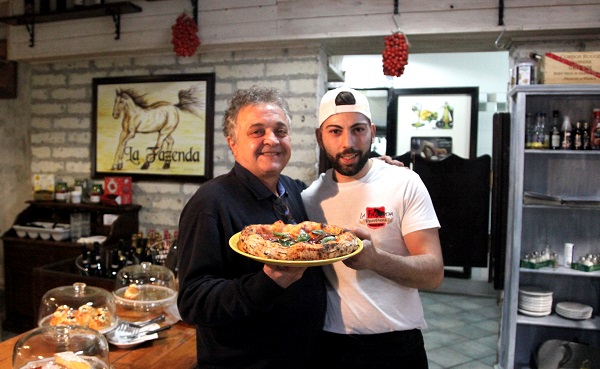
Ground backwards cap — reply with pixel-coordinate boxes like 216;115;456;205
318;87;372;127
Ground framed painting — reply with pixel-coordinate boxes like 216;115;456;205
388;87;478;158
92;73;215;182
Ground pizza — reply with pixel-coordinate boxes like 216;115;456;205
237;220;359;261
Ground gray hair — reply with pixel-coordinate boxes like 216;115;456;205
222;86;292;140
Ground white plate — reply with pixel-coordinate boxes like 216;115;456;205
518;308;552;317
519;286;553;297
106;323;161;349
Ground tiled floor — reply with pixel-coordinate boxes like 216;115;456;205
422;279;502;369
1;281;502;368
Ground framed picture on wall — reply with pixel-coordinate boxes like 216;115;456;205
388;87;478;158
92;73;215;182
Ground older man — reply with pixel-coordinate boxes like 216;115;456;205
177;86;326;369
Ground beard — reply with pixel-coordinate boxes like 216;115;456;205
327;148;370;177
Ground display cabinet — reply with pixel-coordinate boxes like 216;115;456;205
1;200;141;332
498;85;600;369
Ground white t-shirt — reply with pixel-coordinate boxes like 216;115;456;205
302;159;440;334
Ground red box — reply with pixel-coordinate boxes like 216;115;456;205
103;176;133;205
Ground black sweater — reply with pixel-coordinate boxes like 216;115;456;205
177;162;326;369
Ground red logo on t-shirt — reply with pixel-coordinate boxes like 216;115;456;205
365;206;387;229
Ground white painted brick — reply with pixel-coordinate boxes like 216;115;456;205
32;74;67;86
140;210;179;228
31;147;51;159
237;80;286;91
55;117;88;130
65;161;91;173
93;58;134;69
31;117;52;130
266;61;319;77
70;72;109;86
134;55;178;67
215;64;265;79
69;103;92;115
31;132;66;144
32;103;66;115
31;89;49;100
53;147;89;158
152;197;186;211
31;160;64;172
53;60;92;70
289;79;317;94
67;132;91;144
136;182;182;194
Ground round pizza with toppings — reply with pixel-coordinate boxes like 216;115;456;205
237;220;360;261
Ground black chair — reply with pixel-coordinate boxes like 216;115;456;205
394;153;491;279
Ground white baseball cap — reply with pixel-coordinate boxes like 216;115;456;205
318;87;372;127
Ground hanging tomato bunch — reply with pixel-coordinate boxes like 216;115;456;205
171;13;200;57
382;32;409;77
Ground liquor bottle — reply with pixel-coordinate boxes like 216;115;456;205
591;108;600;150
573;121;583;150
550;110;561;150
93;242;104;277
560;115;573;150
108;248;120;279
525;113;534;149
582;122;591;150
532;113;545;149
81;248;91;276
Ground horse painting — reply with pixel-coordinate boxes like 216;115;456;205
111;84;205;171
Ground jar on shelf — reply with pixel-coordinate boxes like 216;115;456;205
90;184;103;203
55;182;69;202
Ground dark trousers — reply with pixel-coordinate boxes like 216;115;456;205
316;329;429;369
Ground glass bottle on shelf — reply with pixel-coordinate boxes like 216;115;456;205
550;110;561;150
531;112;546;149
55;182;69;202
573;121;584;150
90;183;103;203
560;115;573;150
582;121;591;150
525;113;534;149
591;108;600;150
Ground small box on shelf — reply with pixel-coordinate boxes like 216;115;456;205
520;259;555;269
571;262;600;273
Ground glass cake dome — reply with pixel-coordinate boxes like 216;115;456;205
113;262;178;322
38;282;117;334
12;325;110;369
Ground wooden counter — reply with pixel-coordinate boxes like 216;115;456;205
0;322;197;369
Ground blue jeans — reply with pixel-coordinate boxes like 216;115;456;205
316;329;428;369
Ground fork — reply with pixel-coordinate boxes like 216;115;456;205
126;325;172;339
116;314;165;336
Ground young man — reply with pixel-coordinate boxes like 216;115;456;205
177;86;326;369
302;87;444;369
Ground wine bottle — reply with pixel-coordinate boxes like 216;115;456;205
591;108;600;150
573;121;583;150
582;122;591;150
560;115;573;150
550;110;561;150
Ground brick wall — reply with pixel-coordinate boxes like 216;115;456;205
27;46;327;235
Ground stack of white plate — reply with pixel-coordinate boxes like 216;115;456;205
556;302;593;320
518;285;553;317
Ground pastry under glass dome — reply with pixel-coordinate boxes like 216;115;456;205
38;282;118;334
113;261;178;322
12;325;110;369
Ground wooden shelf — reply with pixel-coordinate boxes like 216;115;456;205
0;1;142;46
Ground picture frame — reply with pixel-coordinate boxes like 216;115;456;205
388;87;478;158
92;73;215;182
410;136;453;161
